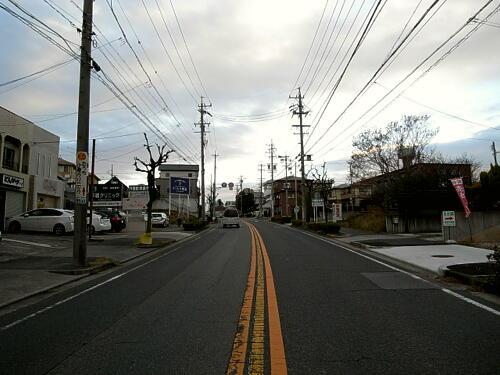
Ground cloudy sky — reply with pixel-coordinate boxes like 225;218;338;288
1;0;499;202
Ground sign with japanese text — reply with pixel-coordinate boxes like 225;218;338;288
171;177;190;195
1;174;24;188
450;177;471;218
442;211;456;227
75;151;88;204
332;203;342;221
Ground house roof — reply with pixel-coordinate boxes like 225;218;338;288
159;164;199;172
58;157;75;167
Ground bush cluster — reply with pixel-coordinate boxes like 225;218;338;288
487;245;500;294
291;219;303;227
306;222;341;234
182;220;207;231
270;216;292;224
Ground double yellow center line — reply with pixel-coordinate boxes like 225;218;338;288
226;222;287;375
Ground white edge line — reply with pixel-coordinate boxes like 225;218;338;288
282;225;500;317
1;228;214;331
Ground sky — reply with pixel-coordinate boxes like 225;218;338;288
1;0;499;203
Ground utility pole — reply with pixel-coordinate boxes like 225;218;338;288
258;163;264;217
290;87;309;222
88;138;96;241
212;152;219;219
195;97;212;222
492;141;499;166
73;0;94;266
267;142;276;217
294;161;298;220
278;155;290;216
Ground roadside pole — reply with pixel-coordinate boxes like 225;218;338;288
73;0;94;266
88;138;95;241
290;87;309;222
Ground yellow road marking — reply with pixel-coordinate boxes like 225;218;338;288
254;226;288;375
227;222;287;374
226;224;257;375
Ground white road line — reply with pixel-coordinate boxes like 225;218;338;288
281;225;500;317
3;238;53;248
1;228;215;331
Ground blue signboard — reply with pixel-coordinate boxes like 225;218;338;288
171;177;190;195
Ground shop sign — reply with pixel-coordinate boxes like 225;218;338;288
171;177;189;194
1;174;24;188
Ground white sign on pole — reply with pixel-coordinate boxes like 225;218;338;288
332;203;342;221
75;151;88;204
442;211;456;227
312;199;322;207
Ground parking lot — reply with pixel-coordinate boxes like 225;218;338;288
0;215;190;264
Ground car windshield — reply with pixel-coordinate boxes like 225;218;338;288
224;210;238;218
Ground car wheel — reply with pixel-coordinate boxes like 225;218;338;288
163;221;168;228
236;224;240;228
8;221;21;234
53;223;66;236
90;225;96;235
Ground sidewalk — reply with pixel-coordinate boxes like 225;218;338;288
0;227;194;309
335;228;494;277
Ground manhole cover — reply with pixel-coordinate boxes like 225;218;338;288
432;254;454;258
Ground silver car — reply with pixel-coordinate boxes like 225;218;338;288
221;208;240;228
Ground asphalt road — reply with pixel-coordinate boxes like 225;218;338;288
0;221;499;374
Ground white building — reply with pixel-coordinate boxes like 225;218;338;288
156;164;199;218
0;106;64;229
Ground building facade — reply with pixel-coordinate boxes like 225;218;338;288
156;164;199;217
0;106;64;229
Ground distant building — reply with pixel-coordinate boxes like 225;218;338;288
123;183;148;212
91;176;128;209
0;106;65;229
156;164;199;217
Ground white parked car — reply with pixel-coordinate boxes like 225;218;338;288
144;212;169;228
6;208;75;235
88;212;112;234
221;208;240;228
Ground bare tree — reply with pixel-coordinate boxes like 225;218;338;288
349;115;437;181
311;163;335;223
133;133;174;236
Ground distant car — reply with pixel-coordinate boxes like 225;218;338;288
144;212;169;228
221;208;240;228
6;208;75;235
88;212;112;234
95;209;127;232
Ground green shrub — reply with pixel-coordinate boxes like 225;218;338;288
306;222;341;234
487;245;500;294
291;219;303;227
271;216;292;224
182;219;207;231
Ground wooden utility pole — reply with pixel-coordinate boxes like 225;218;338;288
196;97;211;222
290;87;309;222
492;141;499;166
258;163;264;217
73;0;94;266
279;155;290;216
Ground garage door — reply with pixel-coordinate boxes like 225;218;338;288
5;190;25;217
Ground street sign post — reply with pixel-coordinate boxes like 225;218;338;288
442;211;456;227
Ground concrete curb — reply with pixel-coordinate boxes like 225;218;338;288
0;275;87;310
0;228;213;310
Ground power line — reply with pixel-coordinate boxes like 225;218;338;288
313;1;500;160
